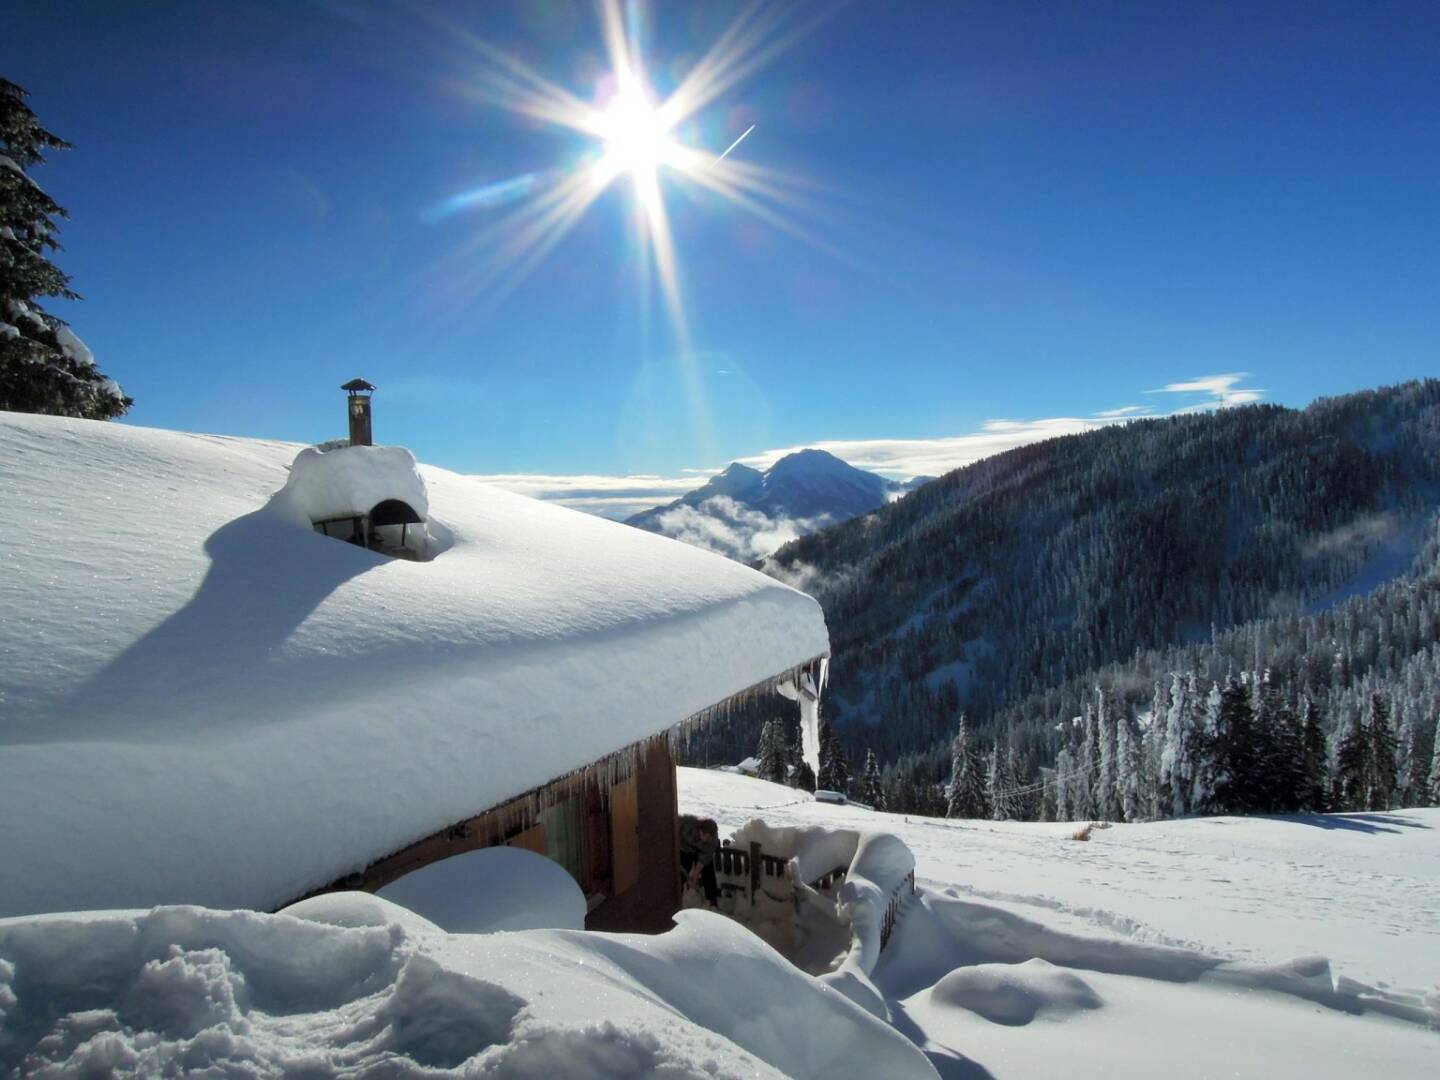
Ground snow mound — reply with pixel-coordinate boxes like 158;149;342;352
374;848;586;933
930;958;1103;1025
0;904;934;1079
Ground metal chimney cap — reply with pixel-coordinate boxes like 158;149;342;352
341;378;376;394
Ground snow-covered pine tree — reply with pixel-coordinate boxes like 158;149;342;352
1363;694;1397;811
1117;712;1140;822
1053;746;1075;821
987;742;1013;821
1429;714;1440;806
755;720;787;784
860;749;886;810
783;717;803;784
1144;679;1169;818
1298;697;1329;812
1190;679;1225;813
1268;692;1306;813
1159;674;1191;817
1039;767;1056;821
1393;700;1416;807
1074;702;1097;820
1333;706;1368;811
946;717;988;819
816;720;851;794
1;80;129;419
1006;745;1033;820
1097;688;1120;821
1210;678;1260;814
793;759;816;793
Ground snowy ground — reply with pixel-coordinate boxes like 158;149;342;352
680;767;1440;1079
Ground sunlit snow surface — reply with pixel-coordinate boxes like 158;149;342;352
0;412;827;917
680;768;1440;1079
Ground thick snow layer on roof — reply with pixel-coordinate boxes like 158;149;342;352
0;412;828;917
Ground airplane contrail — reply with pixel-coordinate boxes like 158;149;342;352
711;124;756;168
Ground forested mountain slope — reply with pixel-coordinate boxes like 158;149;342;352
758;380;1440;770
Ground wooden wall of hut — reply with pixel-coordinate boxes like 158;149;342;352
292;734;681;934
585;736;680;933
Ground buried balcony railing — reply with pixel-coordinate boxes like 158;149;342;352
879;868;917;952
709;840;915;957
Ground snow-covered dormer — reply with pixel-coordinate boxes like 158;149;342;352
281;442;432;560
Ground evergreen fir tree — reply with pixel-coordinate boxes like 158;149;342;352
1053;746;1075;821
1117;713;1140;822
1210;678;1260;813
987;741;1015;821
1;80;130;419
1097;689;1120;821
860;749;886;810
755;720;787;784
1159;674;1191;817
1428;714;1440;806
1298;697;1330;812
946;717;988;819
1191;680;1225;813
1074;702;1097;819
793;759;816;793
1334;707;1368;811
783;718;803;784
1269;694;1306;813
1006;744;1033;820
816;720;851;794
1363;694;1397;811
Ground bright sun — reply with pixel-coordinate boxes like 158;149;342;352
597;80;686;180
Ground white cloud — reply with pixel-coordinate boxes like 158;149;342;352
647;496;828;562
471;472;708;520
1148;373;1264;409
476;373;1266;518
731;416;1125;479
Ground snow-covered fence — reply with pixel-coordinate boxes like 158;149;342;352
832;831;917;978
720;820;916;982
878;868;917;952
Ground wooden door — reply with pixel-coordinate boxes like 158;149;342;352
610;776;640;896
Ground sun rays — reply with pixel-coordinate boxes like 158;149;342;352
425;0;834;345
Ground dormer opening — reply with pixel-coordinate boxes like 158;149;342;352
287;380;437;561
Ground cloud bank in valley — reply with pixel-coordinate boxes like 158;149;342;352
475;373;1264;519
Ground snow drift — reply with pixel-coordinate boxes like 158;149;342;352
0;903;935;1078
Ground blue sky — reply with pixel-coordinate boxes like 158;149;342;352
7;1;1439;513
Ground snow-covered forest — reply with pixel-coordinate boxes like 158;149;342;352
683;381;1440;822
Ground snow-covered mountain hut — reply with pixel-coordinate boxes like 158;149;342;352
0;411;829;931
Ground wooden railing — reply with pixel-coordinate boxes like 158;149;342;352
711;842;848;905
879;868;916;952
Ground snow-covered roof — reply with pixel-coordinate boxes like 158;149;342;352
0;412;829;917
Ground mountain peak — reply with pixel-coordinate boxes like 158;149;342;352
625;448;928;561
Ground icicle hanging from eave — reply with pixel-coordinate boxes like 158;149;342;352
666;654;830;762
772;656;827;776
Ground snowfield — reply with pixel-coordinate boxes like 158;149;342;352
0;768;1435;1077
680;768;1440;1078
